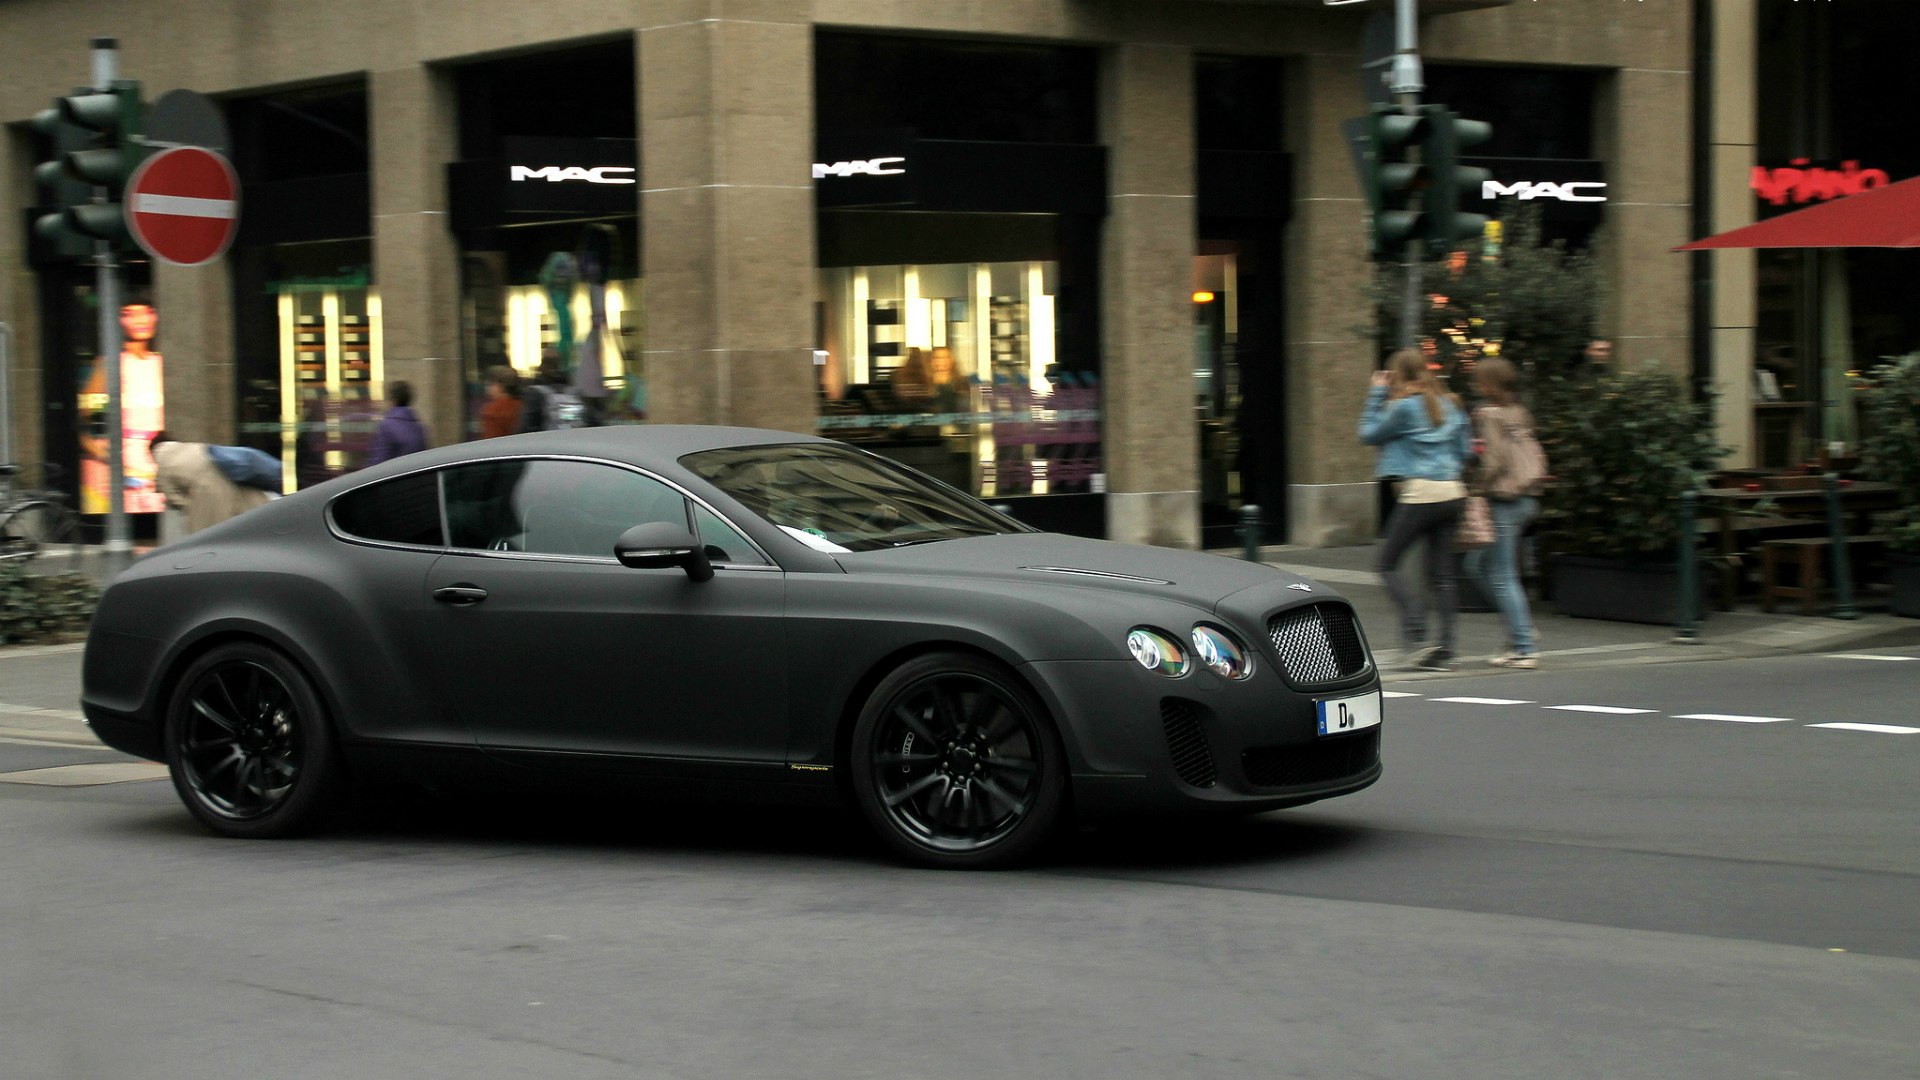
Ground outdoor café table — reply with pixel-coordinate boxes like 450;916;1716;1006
1696;480;1902;608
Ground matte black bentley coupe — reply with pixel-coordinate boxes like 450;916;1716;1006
82;426;1382;868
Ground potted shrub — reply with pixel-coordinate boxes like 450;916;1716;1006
1858;353;1920;616
1533;363;1728;623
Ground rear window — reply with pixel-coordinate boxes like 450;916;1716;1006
330;472;444;546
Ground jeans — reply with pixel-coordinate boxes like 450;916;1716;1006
1464;495;1538;655
1376;497;1465;652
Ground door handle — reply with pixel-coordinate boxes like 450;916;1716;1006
433;585;489;606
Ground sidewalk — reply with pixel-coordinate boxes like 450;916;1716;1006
1219;542;1920;679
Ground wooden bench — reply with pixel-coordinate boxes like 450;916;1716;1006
1759;535;1889;613
1695;515;1826;610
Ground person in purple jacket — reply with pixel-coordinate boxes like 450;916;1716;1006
367;380;430;466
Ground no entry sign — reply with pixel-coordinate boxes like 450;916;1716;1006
126;146;240;266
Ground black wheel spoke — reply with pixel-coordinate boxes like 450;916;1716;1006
986;754;1037;775
974;776;1029;818
876;751;941;768
191;696;241;735
214;673;247;731
891;703;941;747
884;771;946;808
978;704;1023;749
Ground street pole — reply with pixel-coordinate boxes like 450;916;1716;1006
0;321;13;469
1390;0;1423;349
91;38;131;570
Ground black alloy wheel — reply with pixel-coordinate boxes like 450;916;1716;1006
163;642;341;839
850;652;1066;869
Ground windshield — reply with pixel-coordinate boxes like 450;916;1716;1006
682;443;1033;553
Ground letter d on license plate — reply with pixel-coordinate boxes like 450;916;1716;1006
1316;691;1382;736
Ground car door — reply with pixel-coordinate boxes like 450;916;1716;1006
422;457;789;771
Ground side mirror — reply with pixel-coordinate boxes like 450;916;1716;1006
613;522;714;582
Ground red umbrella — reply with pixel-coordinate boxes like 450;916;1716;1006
1676;173;1920;250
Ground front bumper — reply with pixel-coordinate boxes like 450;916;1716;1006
1023;656;1383;820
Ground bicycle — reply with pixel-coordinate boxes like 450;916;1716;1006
0;463;81;563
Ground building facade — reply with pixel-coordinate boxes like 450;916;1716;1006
1;0;1693;548
1700;0;1920;473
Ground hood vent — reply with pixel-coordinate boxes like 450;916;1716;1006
1020;565;1174;586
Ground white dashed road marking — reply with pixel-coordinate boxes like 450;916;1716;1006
1673;714;1797;724
1382;691;1422;699
1825;654;1917;662
1545;705;1659;715
1431;697;1534;706
1807;723;1920;735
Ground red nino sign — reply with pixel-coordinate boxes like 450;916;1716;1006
126;147;240;266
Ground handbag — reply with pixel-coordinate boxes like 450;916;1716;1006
1455;494;1495;551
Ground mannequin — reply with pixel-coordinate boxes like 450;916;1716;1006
78;301;166;515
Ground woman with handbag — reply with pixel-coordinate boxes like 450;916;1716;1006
1465;356;1547;669
1359;348;1471;671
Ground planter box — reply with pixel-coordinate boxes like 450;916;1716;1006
1552;555;1706;625
1891;552;1920;618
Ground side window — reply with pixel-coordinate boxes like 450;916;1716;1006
694;504;771;566
444;459;688;559
330;471;443;546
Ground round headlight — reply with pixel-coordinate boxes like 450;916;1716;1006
1126;628;1190;677
1190;625;1254;680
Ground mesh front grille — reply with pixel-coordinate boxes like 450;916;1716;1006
1241;729;1380;789
1160;699;1217;789
1267;603;1369;688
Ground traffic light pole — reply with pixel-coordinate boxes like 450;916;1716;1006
90;37;131;568
1390;0;1422;350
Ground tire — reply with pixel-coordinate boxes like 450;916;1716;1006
163;642;342;839
849;652;1068;869
1;500;76;559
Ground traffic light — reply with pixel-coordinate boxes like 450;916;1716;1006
1420;104;1492;257
1364;105;1426;262
31;80;144;249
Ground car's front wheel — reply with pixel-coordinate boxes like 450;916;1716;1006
164;642;341;839
850;652;1067;869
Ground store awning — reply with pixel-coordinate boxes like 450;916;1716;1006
1676;174;1920;250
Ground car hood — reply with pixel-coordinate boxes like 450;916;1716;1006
833;532;1326;609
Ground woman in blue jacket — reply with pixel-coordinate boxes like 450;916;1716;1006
1359;348;1471;670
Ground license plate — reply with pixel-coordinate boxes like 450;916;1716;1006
1316;691;1382;736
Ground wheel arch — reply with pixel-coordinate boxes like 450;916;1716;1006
151;622;343;750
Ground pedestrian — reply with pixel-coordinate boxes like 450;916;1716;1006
1463;356;1547;670
150;431;273;535
479;365;523;439
1359;348;1471;670
520;354;589;431
367;380;430;465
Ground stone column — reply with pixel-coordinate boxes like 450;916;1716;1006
1;129;40;472
153;260;234;443
1594;62;1694;374
1707;0;1757;467
1283;52;1379;548
639;4;815;433
369;64;462;448
1100;42;1199;550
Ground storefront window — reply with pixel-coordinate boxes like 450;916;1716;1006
817;257;1097;497
460;219;642;427
235;240;379;490
277;275;382;489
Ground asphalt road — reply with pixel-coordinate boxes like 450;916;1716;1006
2;643;1916;1079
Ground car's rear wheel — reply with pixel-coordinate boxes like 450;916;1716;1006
164;642;341;839
850;652;1067;869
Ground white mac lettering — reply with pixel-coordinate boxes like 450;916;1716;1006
812;157;908;180
1481;180;1608;203
508;166;637;185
